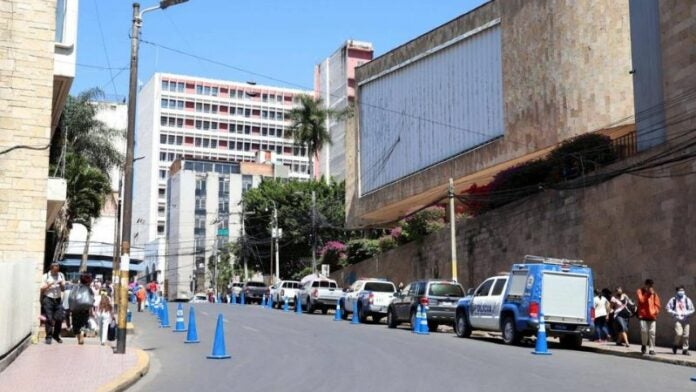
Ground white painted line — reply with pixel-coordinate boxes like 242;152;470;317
243;326;259;333
201;311;209;316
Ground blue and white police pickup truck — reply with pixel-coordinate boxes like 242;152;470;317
455;255;594;349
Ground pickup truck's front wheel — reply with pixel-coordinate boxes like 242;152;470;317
502;316;521;345
455;311;471;338
357;304;368;323
387;307;398;328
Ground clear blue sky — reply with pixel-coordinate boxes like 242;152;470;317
73;0;487;101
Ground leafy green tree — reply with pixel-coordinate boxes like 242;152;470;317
234;178;357;279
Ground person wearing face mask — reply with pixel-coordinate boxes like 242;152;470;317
667;286;694;355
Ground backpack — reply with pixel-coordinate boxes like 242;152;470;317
624;297;638;317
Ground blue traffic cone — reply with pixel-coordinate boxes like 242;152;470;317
172;303;187;332
156;302;162;320
184;306;200;343
283;297;289;312
412;305;422;333
334;301;342;321
532;313;551;355
267;294;273;309
160;301;171;328
418;305;430;335
351;299;360;324
240;292;245;305
207;314;231;359
296;297;303;314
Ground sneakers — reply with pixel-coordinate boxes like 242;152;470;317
45;337;52;345
673;346;678;354
54;337;63;344
641;345;646;354
649;351;656;356
684;350;690;356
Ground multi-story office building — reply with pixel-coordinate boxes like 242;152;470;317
166;156;288;300
314;41;373;181
133;73;312;251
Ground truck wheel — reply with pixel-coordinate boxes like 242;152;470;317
410;310;417;329
306;299;315;314
502;316;521;345
560;335;583;349
341;300;349;320
358;305;368;323
387;307;398;328
455;312;472;338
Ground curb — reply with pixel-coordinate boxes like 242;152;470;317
581;345;696;368
96;348;150;392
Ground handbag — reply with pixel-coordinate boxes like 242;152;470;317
107;319;116;341
69;284;95;311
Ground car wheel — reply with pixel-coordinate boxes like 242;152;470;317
410;310;417;329
341;300;349;320
502;316;521;345
387;307;398;328
358;305;368;323
306;299;315;314
455;311;472;338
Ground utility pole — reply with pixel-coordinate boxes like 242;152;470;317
212;232;218;300
274;206;280;282
119;0;189;355
448;178;458;283
111;177;122;310
241;201;248;281
311;190;317;274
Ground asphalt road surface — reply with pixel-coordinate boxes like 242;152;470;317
129;303;695;392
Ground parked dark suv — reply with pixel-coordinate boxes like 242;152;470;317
242;281;268;304
387;280;465;331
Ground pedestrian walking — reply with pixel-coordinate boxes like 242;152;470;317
136;285;146;312
40;262;65;344
666;285;694;355
601;288;615;340
593;289;610;342
95;294;113;346
610;287;633;348
69;273;95;345
636;279;661;356
147;280;158;303
61;280;74;331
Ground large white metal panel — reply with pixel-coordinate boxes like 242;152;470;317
541;272;588;323
359;24;504;194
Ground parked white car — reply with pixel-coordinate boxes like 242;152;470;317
340;279;396;323
296;275;342;314
270;280;301;308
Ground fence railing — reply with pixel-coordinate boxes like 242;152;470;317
612;131;637;160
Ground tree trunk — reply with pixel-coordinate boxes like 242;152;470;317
79;225;92;273
308;148;314;180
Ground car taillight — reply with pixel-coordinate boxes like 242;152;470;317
590;307;595;320
368;293;374;304
529;301;539;319
312;288;318;298
420;297;429;306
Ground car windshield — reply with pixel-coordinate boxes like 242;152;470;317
233;283;243;287
429;283;464;297
284;282;300;289
364;282;395;292
311;281;337;288
246;282;265;287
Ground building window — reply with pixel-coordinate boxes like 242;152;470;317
196;85;203;95
157;224;165;236
162;81;169;91
159;152;166;161
160;116;167;126
177;82;185;92
195;103;202;112
55;0;67;43
177;118;184;128
159;169;167;179
176;136;183;145
212;87;218;96
195;138;202;147
160;135;167;144
168;135;175;144
242;175;253;194
158;187;166;198
195;120;202;129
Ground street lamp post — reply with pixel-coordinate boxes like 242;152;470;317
118;0;188;355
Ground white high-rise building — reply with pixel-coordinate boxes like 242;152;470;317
133;73;312;251
315;41;373;181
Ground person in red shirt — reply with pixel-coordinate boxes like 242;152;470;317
636;279;661;356
147;281;158;302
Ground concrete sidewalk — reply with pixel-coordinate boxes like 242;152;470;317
0;338;149;392
583;340;696;368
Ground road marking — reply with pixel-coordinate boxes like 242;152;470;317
243;326;259;333
223;319;229;323
201;311;209;316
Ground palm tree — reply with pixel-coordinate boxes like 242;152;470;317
287;95;348;180
64;154;112;272
49;88;125;264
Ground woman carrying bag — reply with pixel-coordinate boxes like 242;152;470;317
69;273;95;345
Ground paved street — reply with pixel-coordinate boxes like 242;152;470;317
131;303;695;392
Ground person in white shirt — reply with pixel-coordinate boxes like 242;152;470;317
666;286;695;356
593;289;610;342
95;294;113;346
40;263;65;344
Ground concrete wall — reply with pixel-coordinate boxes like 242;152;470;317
0;0;56;357
347;0;635;227
334;148;696;347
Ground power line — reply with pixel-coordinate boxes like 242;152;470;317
92;0;118;98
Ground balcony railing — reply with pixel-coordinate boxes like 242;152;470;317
612;131;637;161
